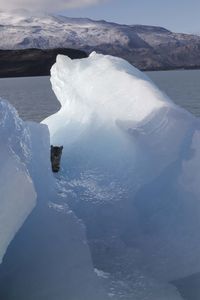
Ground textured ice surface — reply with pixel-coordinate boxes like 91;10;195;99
0;98;55;263
43;52;200;298
44;51;171;139
0;98;109;300
0;100;36;263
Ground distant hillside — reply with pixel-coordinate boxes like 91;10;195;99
0;48;87;78
1;12;200;72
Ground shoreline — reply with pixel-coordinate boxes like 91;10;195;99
1;66;200;79
1;48;200;78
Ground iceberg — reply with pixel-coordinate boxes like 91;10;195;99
0;99;36;263
0;99;109;300
42;52;200;297
1;51;200;299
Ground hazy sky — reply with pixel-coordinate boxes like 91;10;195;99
1;0;199;33
60;0;200;34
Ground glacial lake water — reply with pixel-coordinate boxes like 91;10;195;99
1;69;200;300
0;69;200;122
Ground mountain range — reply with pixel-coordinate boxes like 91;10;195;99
1;11;200;73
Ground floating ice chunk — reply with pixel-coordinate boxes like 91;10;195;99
43;52;173;143
0;99;55;263
0;151;36;263
43;52;200;286
0;99;109;300
0;99;36;263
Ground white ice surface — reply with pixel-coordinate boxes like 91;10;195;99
0;98;109;300
0;100;36;263
0;98;57;263
44;52;171;139
43;52;200;299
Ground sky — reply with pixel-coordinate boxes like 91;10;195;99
1;0;200;33
60;0;200;34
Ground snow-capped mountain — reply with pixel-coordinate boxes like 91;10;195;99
1;11;200;70
0;12;149;49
